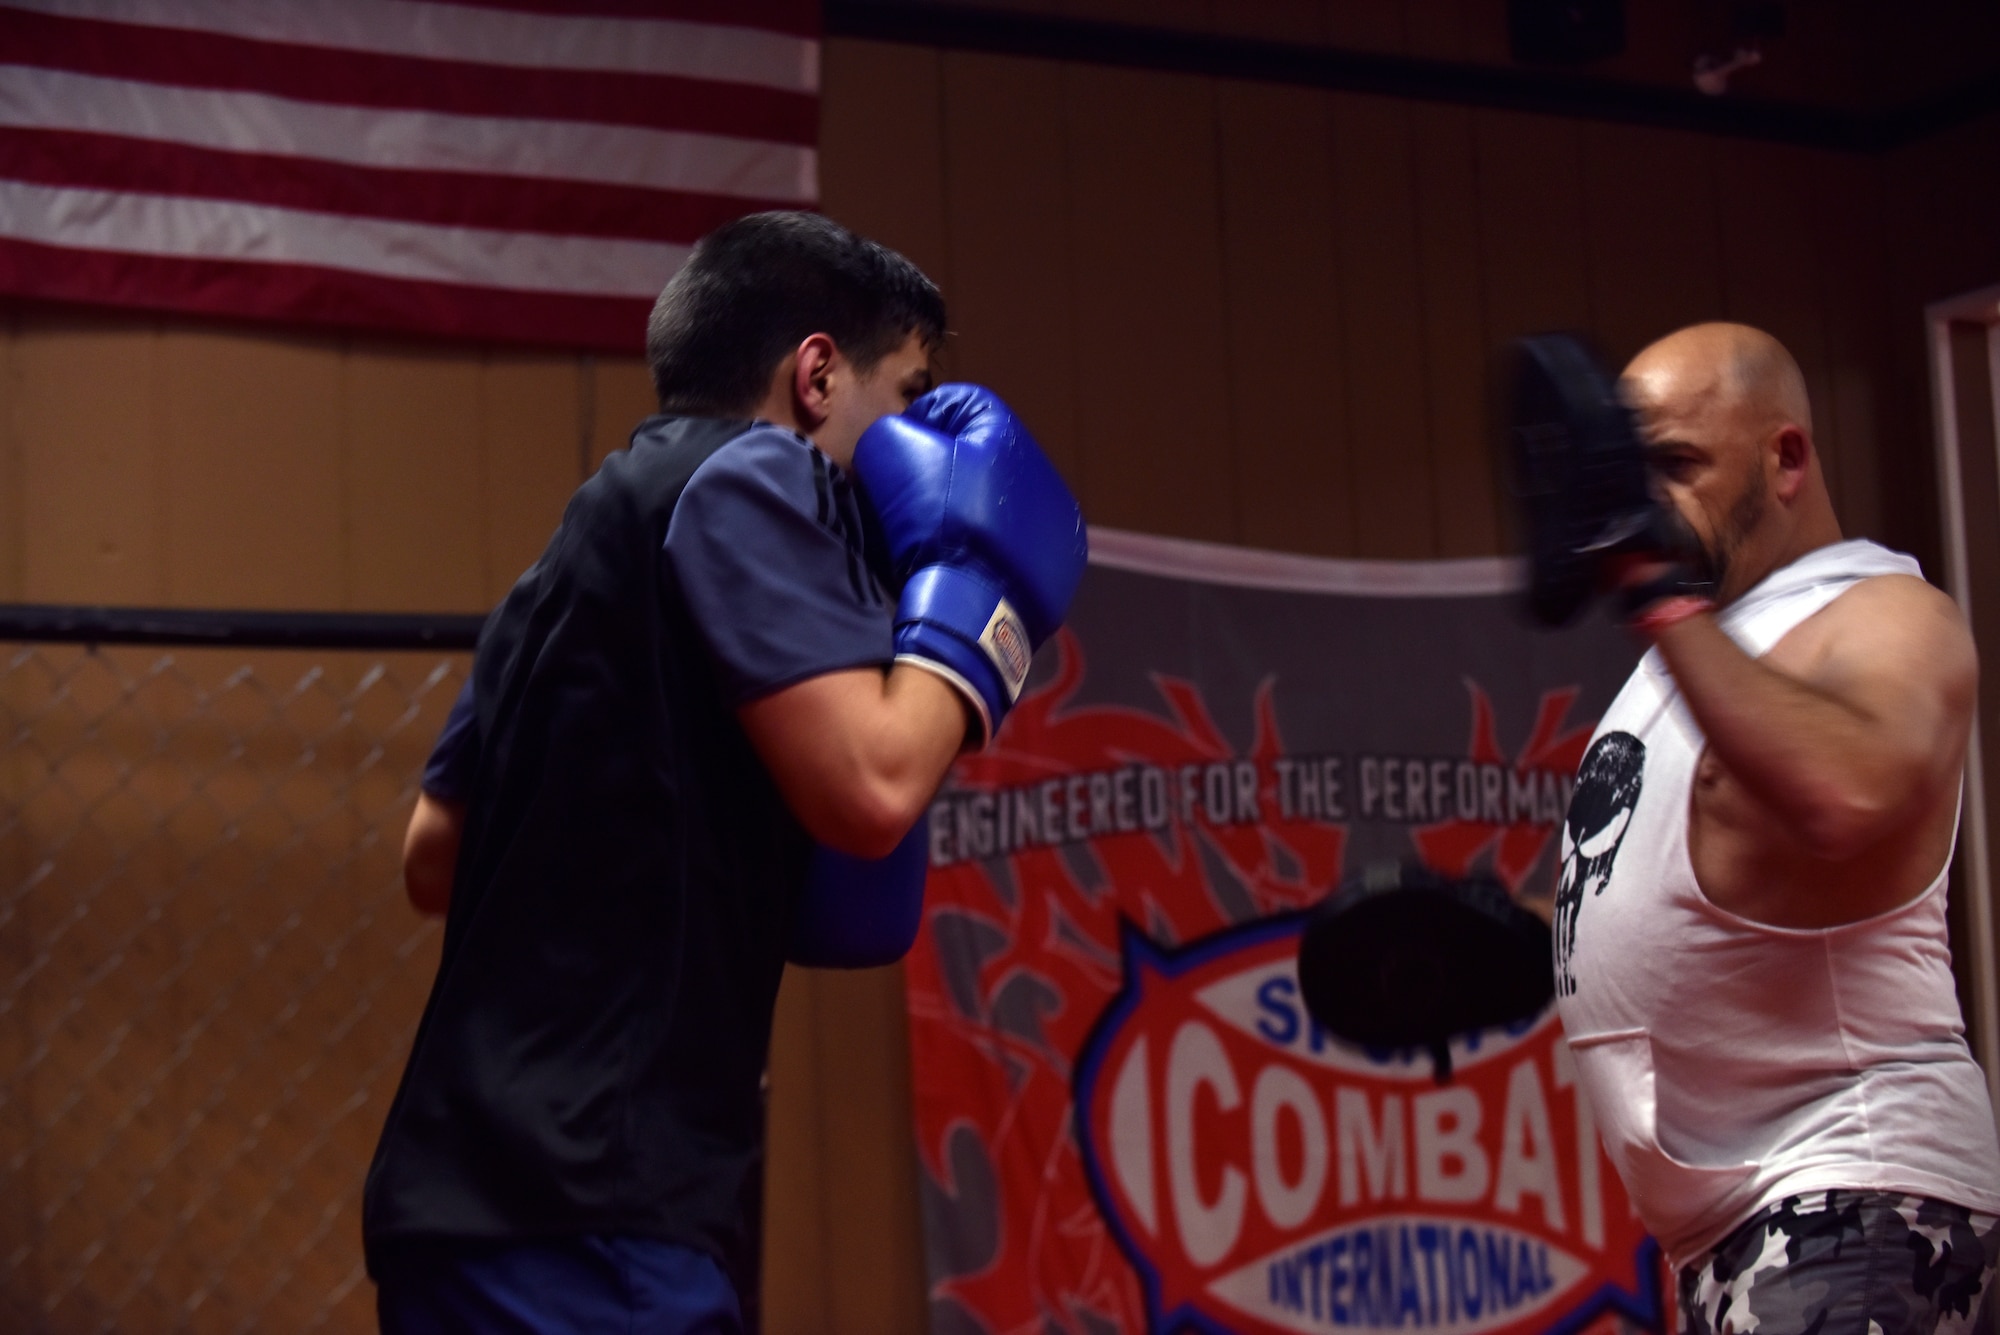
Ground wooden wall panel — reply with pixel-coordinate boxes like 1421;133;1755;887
937;52;1081;484
1319;1;1405;51
0;321;23;1289
343;348;485;612
819;40;952;294
1713;142;1841;500
1410;102;1498;556
1404;0;1505;63
1809;154;1893;540
811;967;929;1333
1050;0;1205;31
1577;124;1723;366
1207;0;1325;45
1881;110;2000;574
763;958;931;1335
1330;93;1434;558
9;321;167;604
1475;112;1593;342
587;358;659;473
477;357;585;601
1473;111;1593;560
0;323;16;601
159;330;344;609
760;970;831;1333
1217;80;1352;556
1065;65;1235;541
0;355;14;604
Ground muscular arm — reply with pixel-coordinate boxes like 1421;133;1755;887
739;663;968;860
1652;575;1975;859
668;427;975;861
402;792;465;916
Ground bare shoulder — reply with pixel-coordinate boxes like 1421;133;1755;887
1814;573;1976;693
1821;573;1968;641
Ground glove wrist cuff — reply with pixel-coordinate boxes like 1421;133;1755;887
891;565;1037;747
899;565;1034;689
1628;594;1714;641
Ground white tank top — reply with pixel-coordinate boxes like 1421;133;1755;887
1553;538;2000;1269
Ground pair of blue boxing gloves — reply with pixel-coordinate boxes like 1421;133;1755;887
790;385;1087;968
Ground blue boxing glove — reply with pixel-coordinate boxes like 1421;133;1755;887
853;385;1088;744
788;820;929;968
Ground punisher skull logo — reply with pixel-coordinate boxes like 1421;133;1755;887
1554;731;1646;996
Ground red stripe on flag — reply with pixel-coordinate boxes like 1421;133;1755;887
1;11;818;145
440;0;821;39
0;236;656;353
0;128;792;243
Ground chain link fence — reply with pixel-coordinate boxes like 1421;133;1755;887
0;609;478;1333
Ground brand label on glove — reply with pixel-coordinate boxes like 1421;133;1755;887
979;599;1033;701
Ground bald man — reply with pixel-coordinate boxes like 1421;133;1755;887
1552;322;2000;1334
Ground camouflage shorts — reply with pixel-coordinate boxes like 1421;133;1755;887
1679;1191;2000;1335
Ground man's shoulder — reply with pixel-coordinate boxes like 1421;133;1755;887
1790;571;1974;693
675;424;865;541
682;421;819;483
575;416;777;518
1816;572;1965;643
616;415;768;478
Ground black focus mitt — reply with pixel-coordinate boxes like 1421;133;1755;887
1508;332;1710;627
1295;862;1553;1083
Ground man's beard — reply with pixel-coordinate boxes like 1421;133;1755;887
1687;473;1767;597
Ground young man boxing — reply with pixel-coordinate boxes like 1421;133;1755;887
365;211;1085;1333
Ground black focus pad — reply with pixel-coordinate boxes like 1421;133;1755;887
1509;333;1659;627
1296;862;1553;1083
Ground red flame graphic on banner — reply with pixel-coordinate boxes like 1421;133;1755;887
1414;682;1597;891
909;631;1344;1330
905;634;1657;1335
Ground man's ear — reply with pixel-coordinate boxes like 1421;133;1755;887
1772;424;1812;502
790;333;838;430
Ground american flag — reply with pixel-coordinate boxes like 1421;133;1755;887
0;0;819;351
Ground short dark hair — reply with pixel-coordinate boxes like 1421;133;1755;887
645;211;946;416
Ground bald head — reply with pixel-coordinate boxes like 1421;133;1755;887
1618;322;1839;603
1624;322;1812;438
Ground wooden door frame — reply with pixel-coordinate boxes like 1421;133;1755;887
1929;280;2000;1117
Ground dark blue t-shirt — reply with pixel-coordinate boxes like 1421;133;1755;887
667;426;892;701
368;417;894;1279
416;425;891;795
420;679;478;802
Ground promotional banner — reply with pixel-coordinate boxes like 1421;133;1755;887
907;530;1660;1335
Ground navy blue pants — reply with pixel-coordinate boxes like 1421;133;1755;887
375;1235;742;1335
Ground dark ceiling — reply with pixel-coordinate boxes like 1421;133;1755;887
824;0;2000;150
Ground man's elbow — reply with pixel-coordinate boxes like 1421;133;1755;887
1794;780;1916;861
402;794;464;915
404;857;454;916
815;780;928;861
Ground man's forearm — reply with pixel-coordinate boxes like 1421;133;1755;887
856;661;977;821
740;662;970;859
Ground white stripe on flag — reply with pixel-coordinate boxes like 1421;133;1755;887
0;179;691;296
0;0;819;92
0;64;818;202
